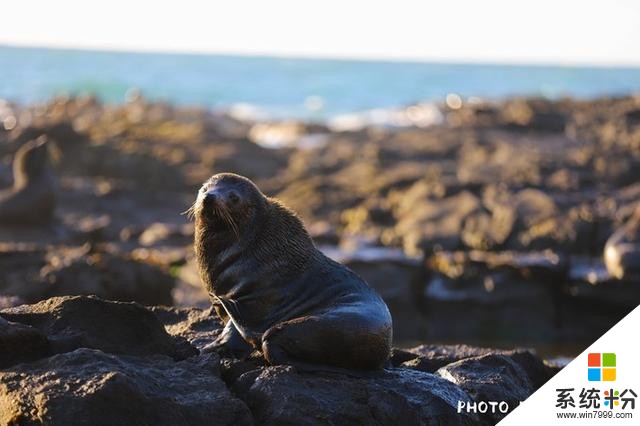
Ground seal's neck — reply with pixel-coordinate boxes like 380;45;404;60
195;217;244;270
194;199;317;293
252;200;317;271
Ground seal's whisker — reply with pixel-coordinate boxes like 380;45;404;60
223;206;239;237
220;204;240;238
212;202;238;237
181;202;197;221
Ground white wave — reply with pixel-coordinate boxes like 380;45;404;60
328;102;443;132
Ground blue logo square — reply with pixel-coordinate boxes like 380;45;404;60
588;368;601;381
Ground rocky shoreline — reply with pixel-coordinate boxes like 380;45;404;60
1;94;639;348
1;94;639;423
1;295;558;425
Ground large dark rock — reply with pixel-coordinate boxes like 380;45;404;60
437;353;537;423
40;247;176;305
230;365;478;425
501;98;568;132
394;190;481;255
394;345;556;378
422;250;564;342
0;297;560;426
394;345;556;423
462;206;515;250
392;344;505;372
152;305;223;351
0;244;176;306
0;316;50;368
456;139;542;187
0;349;252;426
0;296;196;361
10;122;87;153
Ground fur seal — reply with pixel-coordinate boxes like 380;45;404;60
0;136;56;225
604;206;640;280
190;173;392;370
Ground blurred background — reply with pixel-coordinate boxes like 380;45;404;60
1;0;640;362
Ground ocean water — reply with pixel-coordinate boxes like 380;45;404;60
1;45;640;120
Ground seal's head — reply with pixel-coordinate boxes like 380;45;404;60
13;136;51;189
189;173;267;237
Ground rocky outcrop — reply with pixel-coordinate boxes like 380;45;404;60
0;349;252;426
0;244;176;306
230;365;477;425
3;94;639;423
2;95;638;352
0;296;196;361
0;296;558;425
0;316;49;368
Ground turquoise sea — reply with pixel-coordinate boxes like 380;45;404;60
1;45;640;119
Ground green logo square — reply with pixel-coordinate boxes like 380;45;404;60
602;353;616;367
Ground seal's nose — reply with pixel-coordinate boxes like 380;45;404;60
204;192;218;204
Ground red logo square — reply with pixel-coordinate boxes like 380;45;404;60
588;353;601;367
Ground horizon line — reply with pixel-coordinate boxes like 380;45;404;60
2;41;640;70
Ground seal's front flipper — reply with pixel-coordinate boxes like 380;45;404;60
202;320;252;358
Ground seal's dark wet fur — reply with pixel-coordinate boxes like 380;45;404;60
192;173;392;370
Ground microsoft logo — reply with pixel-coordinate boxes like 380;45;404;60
588;353;616;381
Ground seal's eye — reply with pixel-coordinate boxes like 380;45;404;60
228;191;240;204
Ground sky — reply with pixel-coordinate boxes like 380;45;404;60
1;0;639;66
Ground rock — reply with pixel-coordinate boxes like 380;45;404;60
11;121;87;152
397;345;555;386
70;214;113;243
395;190;481;255
201;138;287;180
0;244;48;300
423;251;558;342
231;365;477;425
481;187;575;250
604;206;640;280
392;345;557;424
501;98;567;132
0;316;50;368
40;247;176;305
0;296;196;360
392;344;504;372
427;250;568;284
462;206;515;250
138;222;193;247
437;353;537;423
0;349;253;426
456;140;542;187
511;189;558;228
0;244;176;306
152;306;223;351
307;221;340;245
80;143;188;190
545;168;581;191
0;295;559;426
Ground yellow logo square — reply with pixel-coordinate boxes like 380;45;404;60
602;368;616;381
